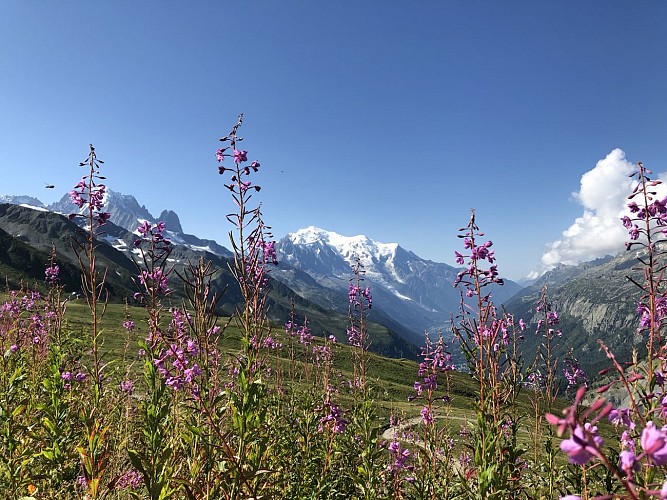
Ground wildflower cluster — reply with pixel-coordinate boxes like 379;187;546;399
318;401;348;434
452;209;525;498
411;333;454;421
133;221;172;301
68;145;110;227
453;228;503;294
45;263;60;284
152;309;203;393
347;259;372;387
562;350;587;392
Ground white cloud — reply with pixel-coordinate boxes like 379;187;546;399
525;270;540;281
538;148;642;273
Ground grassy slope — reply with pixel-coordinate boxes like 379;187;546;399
61;301;566;422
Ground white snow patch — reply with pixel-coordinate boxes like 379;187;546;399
186;244;213;253
391;289;412;301
290;226;401;279
19;204;49;212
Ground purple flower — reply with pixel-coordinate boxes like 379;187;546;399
263;241;278;265
137;221;151;235
560;424;599;465
387;439;412;473
120;380;133;395
420;406;434;425
96;212;111;225
115;469;142;490
621;430;635;452
234;149;248;163
45;264;60;284
69;190;85;208
216;148;225;163
618;450;637;475
641;421;667;465
608;407;635;430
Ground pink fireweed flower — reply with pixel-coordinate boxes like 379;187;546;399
318;402;347;434
45;264;60;284
420;406;434;425
69;190;85;208
120;380;133;395
361;287;372;308
387;440;413;473
263;240;278;265
641;421;667;465
234;149;248;163
137;221;151;235
348;284;360;304
559;424;601;465
619;449;638;476
96;212;111;225
116;469;142;490
608;407;635;430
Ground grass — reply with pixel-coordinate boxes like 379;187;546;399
57;299;577;435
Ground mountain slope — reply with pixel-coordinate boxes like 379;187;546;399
0;203;418;359
48;190;232;258
0;204;137;299
275;226;523;346
504;250;644;376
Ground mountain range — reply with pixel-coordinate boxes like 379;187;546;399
1;189;647;376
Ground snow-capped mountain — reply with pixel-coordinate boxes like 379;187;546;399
48;189;231;258
0;195;46;209
274;226;523;344
0;201;419;359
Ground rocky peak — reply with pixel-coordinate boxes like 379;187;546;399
158;210;183;233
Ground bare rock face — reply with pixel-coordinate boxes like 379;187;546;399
158;210;183;234
504;251;650;376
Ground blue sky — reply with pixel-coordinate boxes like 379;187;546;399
2;1;667;280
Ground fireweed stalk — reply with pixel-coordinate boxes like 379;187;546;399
345;259;386;499
624;161;667;409
525;287;562;497
348;258;372;393
217;114;277;498
69;144;114;498
0;288;40;495
35;249;87;494
452;209;524;499
547;160;667;499
127;220;180;499
404;331;456;499
69;144;110;402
